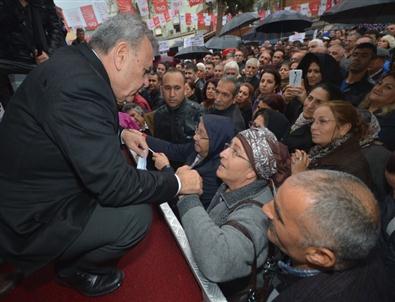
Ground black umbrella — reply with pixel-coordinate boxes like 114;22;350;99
255;10;312;33
219;12;259;36
321;0;395;24
205;35;242;50
174;46;211;60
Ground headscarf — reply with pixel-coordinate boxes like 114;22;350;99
237;127;278;180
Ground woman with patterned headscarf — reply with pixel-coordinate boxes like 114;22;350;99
177;127;283;300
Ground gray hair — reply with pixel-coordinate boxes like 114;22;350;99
219;76;239;97
89;14;157;54
246;58;259;68
224;61;240;75
308;39;324;47
290;170;380;268
122;103;144;115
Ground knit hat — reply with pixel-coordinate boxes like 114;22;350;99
237;127;278;181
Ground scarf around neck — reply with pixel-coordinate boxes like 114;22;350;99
308;133;352;165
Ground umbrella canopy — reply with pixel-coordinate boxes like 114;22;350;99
321;0;395;24
219;12;259;36
174;46;211;60
205;35;242;50
255;10;312;33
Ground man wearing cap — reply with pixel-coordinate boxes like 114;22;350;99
178;127;281;300
369;48;390;84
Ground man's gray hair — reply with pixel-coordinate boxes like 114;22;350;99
219;76;239;97
89;14;157;54
224;61;240;75
290;170;380;268
246;58;259;68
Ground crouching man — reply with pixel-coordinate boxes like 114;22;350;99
262;170;393;302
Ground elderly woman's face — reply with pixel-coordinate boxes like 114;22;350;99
369;76;395;108
311;106;350;147
377;38;389;49
193;121;210;158
217;137;255;188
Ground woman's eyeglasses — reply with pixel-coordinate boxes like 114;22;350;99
224;143;250;163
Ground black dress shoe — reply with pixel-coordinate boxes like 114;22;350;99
56;269;124;296
0;272;22;297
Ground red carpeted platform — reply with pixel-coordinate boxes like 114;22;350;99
3;206;202;302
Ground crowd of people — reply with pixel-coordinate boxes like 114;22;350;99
0;7;395;302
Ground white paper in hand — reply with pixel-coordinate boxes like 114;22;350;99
136;156;147;170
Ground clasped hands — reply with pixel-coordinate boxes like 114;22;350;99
121;129;203;195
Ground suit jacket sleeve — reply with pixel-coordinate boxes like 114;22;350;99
41;73;178;207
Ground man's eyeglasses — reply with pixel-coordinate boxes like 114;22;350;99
224;143;250;163
195;127;209;140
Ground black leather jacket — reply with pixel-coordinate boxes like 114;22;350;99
0;0;65;64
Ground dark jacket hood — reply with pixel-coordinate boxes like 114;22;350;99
202;114;234;159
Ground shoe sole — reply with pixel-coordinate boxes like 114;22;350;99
56;270;125;297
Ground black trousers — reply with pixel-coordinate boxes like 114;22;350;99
55;203;152;275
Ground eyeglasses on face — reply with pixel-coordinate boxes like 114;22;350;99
223;143;250;163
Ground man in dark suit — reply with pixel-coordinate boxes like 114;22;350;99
0;14;201;296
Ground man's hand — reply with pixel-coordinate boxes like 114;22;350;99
121;129;148;157
176;165;203;195
34;51;49;64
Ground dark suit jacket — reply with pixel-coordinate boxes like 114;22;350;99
0;44;178;273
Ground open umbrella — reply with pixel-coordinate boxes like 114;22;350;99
321;0;395;24
174;46;211;60
255;10;312;33
205;35;242;50
219;12;259;36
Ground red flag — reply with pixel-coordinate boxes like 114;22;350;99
163;9;171;23
309;0;320;16
153;16;160;28
117;0;136;14
211;14;217;29
153;0;168;14
189;0;204;7
197;12;205;27
185;13;192;26
80;5;99;30
326;0;333;11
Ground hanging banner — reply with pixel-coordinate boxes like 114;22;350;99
198;13;205;27
299;3;310;16
80;5;99;30
117;0;136;14
185;13;192;26
258;9;265;20
163;10;171;22
153;16;160;28
191;13;198;27
93;2;109;23
158;14;166;27
309;0;320;16
211;14;216;29
326;0;333;11
63;7;86;28
204;13;211;26
189;0;204;7
136;0;149;17
153;0;168;14
146;19;155;30
171;0;183;14
159;41;170;52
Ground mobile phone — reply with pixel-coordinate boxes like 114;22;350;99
289;69;303;87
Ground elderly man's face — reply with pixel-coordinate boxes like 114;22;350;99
214;80;235;111
217;137;255;189
235;51;244;63
110;37;153;101
272;51;284;65
244;63;258;78
262;179;311;264
259;52;272;67
184;69;196;81
387;24;395;36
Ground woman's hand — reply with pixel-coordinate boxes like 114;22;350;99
291;149;310;174
283;85;307;104
152;152;170;170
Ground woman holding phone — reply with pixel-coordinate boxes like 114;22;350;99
283;53;342;124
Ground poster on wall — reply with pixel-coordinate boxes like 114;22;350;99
80;5;99;30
